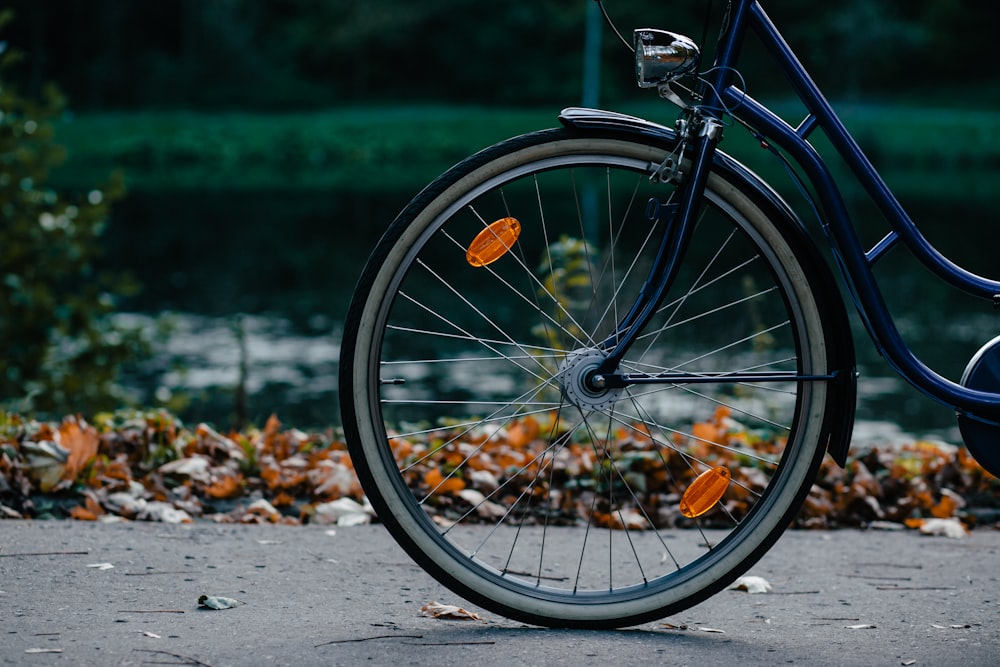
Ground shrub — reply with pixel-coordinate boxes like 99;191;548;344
0;10;147;415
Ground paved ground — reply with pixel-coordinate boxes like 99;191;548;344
2;521;998;666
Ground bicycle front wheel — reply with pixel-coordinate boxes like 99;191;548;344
340;128;834;628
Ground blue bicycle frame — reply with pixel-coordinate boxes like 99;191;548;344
688;0;1000;421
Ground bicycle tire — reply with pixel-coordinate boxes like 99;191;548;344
340;128;835;628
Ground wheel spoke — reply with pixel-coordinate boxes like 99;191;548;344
342;131;836;627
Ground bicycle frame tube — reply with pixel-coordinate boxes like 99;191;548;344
710;1;1000;419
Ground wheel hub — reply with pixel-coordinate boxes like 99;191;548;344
557;349;624;413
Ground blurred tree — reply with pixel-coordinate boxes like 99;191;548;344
5;0;991;111
0;9;148;415
273;0;588;104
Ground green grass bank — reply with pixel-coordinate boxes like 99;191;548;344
51;103;1000;197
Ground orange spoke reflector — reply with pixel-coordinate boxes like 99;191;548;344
466;217;521;267
679;466;731;518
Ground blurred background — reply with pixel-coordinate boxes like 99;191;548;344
2;0;998;442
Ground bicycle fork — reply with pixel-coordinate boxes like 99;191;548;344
579;112;836;394
585;113;723;390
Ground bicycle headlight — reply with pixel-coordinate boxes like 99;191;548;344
634;29;699;88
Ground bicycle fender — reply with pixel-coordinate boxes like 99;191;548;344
559;107;858;467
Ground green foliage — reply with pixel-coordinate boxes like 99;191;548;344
0;10;148;416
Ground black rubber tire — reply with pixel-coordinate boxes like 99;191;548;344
339;128;834;628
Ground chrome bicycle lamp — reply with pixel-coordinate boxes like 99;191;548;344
634;29;699;88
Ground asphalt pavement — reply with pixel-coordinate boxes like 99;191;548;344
2;520;998;666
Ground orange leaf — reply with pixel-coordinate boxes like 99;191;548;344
264;413;281;437
631;422;655;448
391;438;414;462
84;492;105;517
59;417;100;481
930;490;964;519
272;492;296;507
506;417;540;448
205;473;244;499
262;414;285;457
588;510;615;529
691;421;719;444
69;505;99;521
424;467;465;494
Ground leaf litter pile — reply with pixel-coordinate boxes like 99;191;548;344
1;409;997;533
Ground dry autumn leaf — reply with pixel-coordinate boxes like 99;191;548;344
20;440;69;492
660;622;689;630
915;517;967;538
1;408;994;532
86;562;114;570
505;416;540;448
69;492;106;521
198;595;243;610
424;467;466;494
312;498;373;526
58;417;100;481
204;472;244;500
420;601;484;621
729;575;772;594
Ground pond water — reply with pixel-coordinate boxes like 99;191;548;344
102;171;1000;446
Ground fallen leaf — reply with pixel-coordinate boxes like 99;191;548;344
243;498;281;523
930;489;965;519
424;467;466;494
313;498;374;526
198;595;243;610
143;631;161;639
456;489;507;520
918;518;967;539
867;521;905;531
86;562;114;570
846;624;877;629
729;575;772;594
660;622;689;630
70;505;100;521
58;417;100;480
615;508;651;530
698;627;726;633
138;501;193;524
25;648;63;654
901;661;916;666
158;456;212;482
420;601;483;621
931;623;971;629
505;417;540;447
21;440;70;492
204;472;244;499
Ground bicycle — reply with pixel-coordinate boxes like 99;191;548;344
338;0;1000;629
